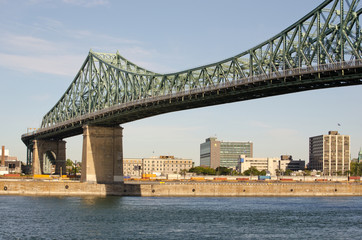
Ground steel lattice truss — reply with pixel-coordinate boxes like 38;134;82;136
41;0;361;128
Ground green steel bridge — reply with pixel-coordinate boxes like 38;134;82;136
22;0;361;158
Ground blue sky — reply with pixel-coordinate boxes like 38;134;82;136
0;0;361;165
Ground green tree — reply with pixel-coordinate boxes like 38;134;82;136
304;170;311;176
259;170;267;176
189;166;205;175
216;167;231;175
243;167;260;176
188;166;214;175
65;159;74;175
350;162;362;176
179;169;187;179
284;169;293;176
66;159;73;167
203;167;216;175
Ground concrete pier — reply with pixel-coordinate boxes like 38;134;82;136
32;140;66;175
81;125;123;184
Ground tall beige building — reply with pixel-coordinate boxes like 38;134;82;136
309;131;350;176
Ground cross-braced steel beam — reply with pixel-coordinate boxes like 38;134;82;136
22;0;362;144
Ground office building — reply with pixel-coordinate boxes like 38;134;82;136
309;131;350;176
123;156;193;177
200;137;253;169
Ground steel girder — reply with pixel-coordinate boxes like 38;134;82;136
40;0;361;129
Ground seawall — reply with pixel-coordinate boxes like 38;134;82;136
123;182;362;197
1;180;361;197
0;180;123;196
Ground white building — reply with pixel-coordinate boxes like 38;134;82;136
237;155;279;176
237;155;305;176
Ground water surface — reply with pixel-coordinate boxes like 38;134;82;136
0;196;361;239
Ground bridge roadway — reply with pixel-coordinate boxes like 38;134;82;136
21;59;362;144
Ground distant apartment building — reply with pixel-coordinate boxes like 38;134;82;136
123;156;193;177
358;149;362;163
200;137;253;169
309;131;350;176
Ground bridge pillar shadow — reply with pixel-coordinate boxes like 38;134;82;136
81;125;123;184
32;139;66;175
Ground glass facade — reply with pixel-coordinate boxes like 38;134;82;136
220;142;253;168
200;137;253;169
200;141;211;166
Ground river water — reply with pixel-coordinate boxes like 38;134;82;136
0;196;361;239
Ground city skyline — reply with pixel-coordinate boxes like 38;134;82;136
0;0;361;166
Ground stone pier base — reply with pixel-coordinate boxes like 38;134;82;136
81;125;123;184
32;139;66;175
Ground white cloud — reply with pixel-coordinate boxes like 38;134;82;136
0;53;84;76
32;17;64;33
27;0;52;4
0;34;58;53
250;121;270;128
0;30;170;76
62;0;109;7
267;128;299;138
0;18;172;76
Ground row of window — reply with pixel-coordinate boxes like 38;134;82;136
125;159;192;162
125;164;191;168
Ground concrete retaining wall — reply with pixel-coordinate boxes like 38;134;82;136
1;180;361;197
0;180;123;196
123;182;362;197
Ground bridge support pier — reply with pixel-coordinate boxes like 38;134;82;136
32;139;66;175
81;125;123;184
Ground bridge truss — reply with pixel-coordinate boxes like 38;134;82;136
23;0;361;142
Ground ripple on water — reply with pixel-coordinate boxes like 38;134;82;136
0;196;361;239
